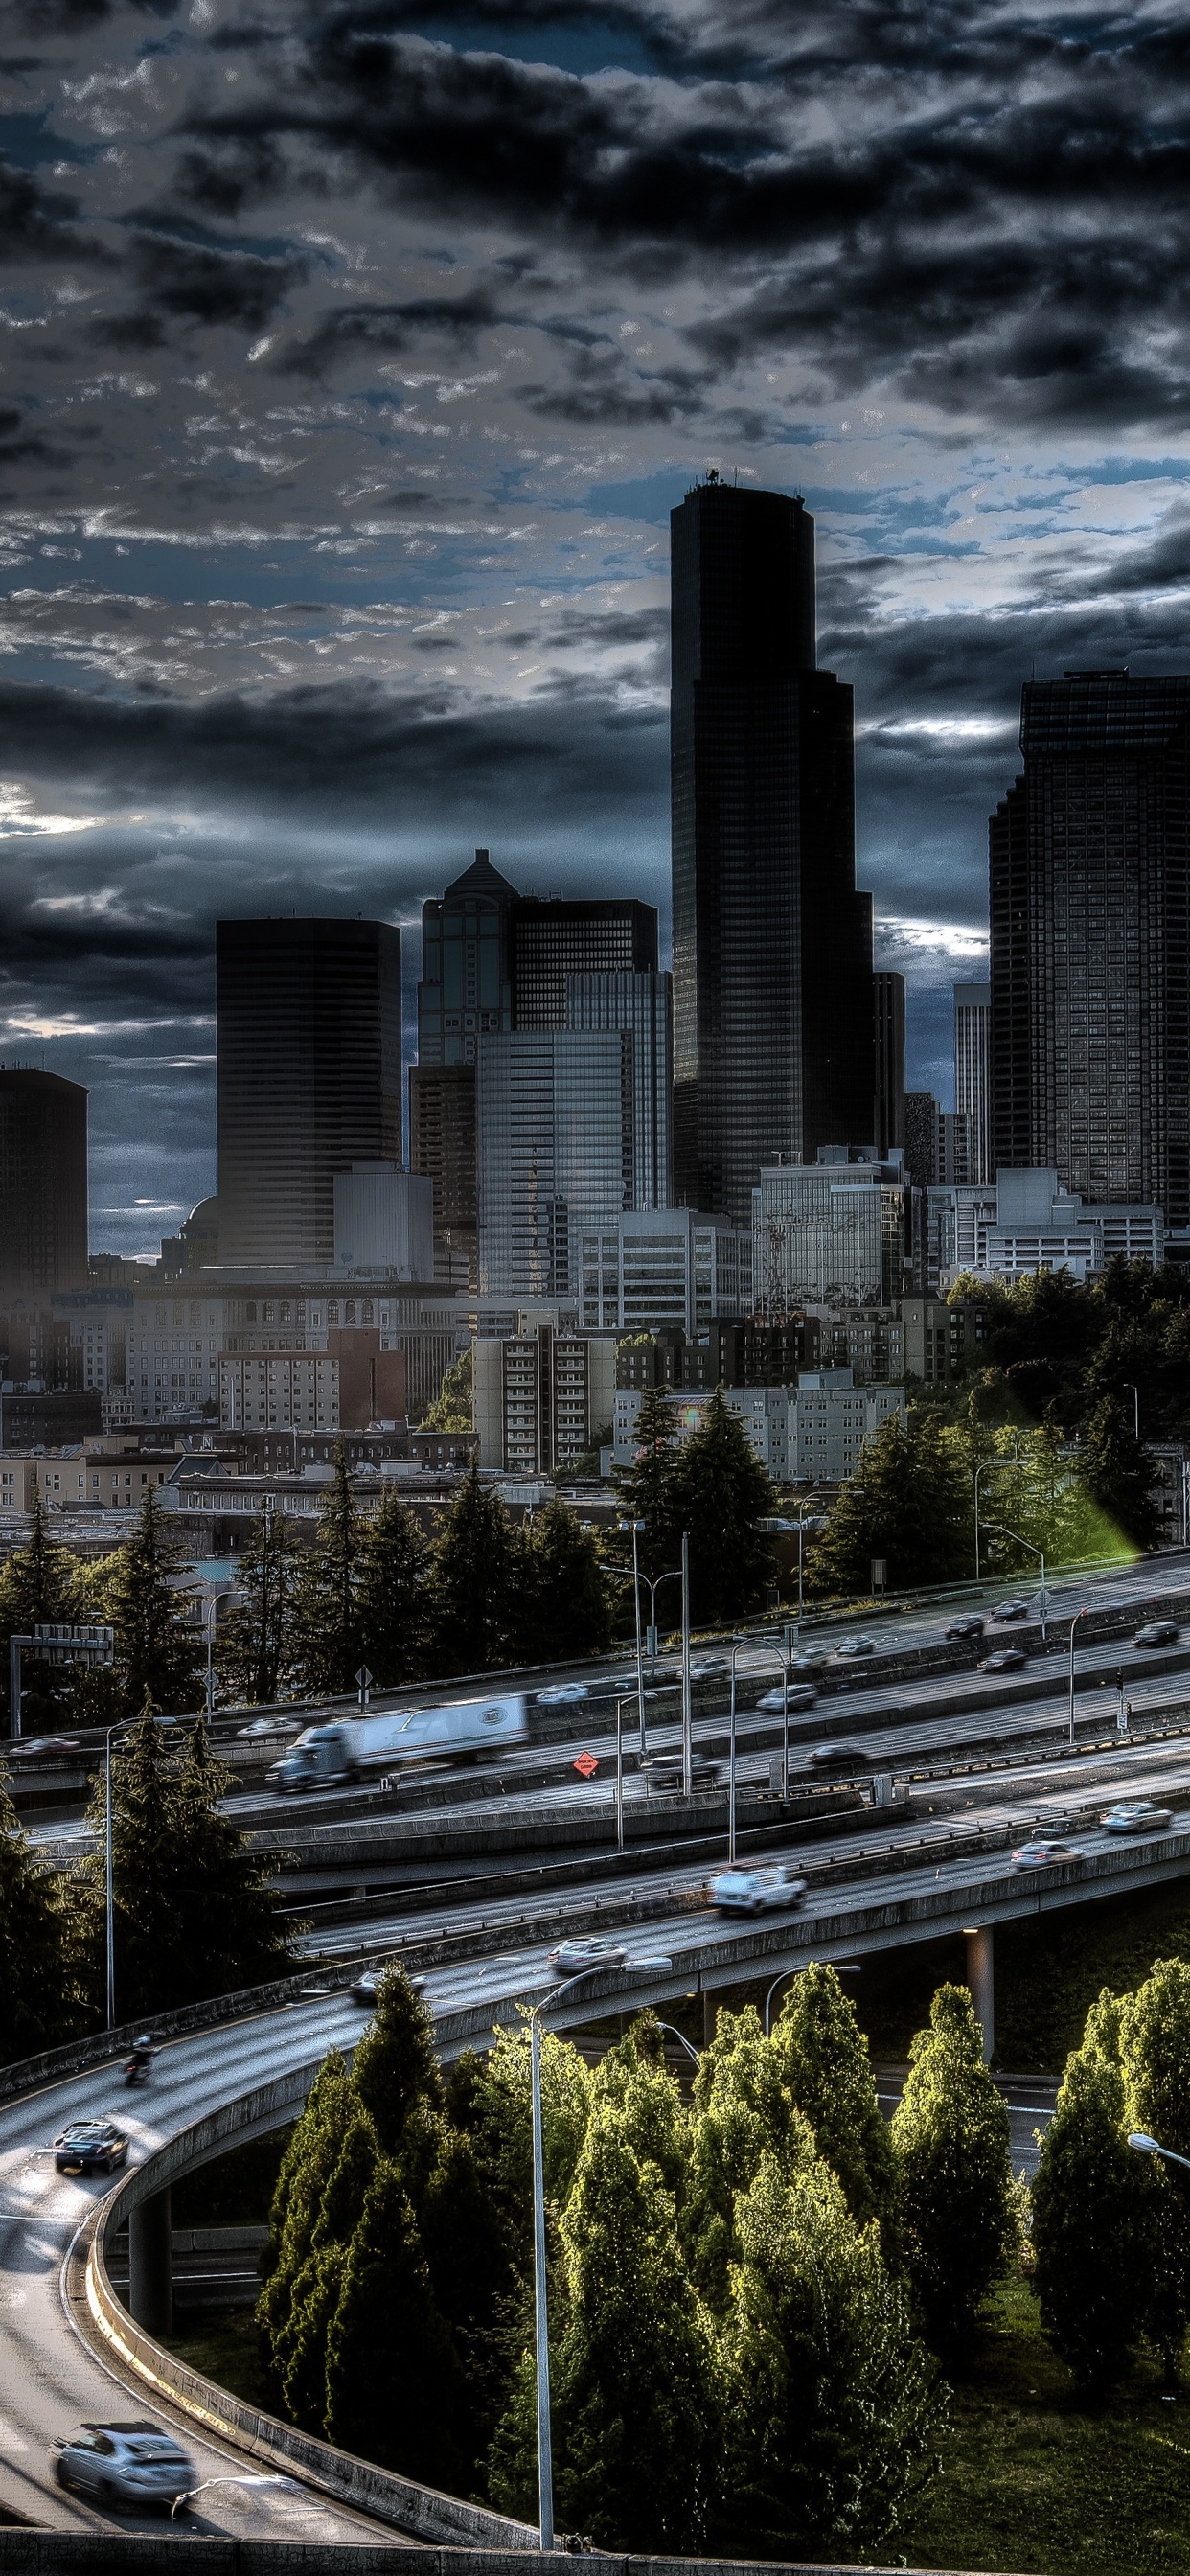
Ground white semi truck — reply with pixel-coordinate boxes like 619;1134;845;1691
270;1694;528;1792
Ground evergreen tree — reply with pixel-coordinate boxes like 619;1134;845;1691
427;1460;515;1674
291;1444;366;1695
890;1984;1017;2347
492;2106;715;2551
216;1502;302;1706
1077;1397;1158;1551
78;1708;294;2019
610;1385;681;1588
683;2004;812;2311
0;1768;89;2062
101;1490;203;1717
1032;1992;1156;2393
351;1964;444;2159
772;1964;899;2255
277;2113;378;2429
1120;1956;1190;2371
324;2158;467;2491
670;1387;776;1625
355;1484;429;1688
0;1495;83;1734
259;2053;354;2387
718;2152;941;2558
521;1501;610;1664
811;1413;971;1596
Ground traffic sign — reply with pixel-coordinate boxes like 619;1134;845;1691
573;1751;599;1779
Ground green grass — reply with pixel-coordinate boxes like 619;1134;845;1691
904;2272;1190;2576
162;2305;271;2411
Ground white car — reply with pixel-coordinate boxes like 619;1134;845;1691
52;2422;195;2511
537;1682;589;1706
689;1655;730;1678
756;1684;818;1713
547;1935;629;1975
709;1863;807;1915
1101;1801;1174;1835
1011;1838;1084;1869
236;1715;301;1738
832;1635;877;1660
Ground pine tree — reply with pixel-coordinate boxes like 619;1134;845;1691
78;1708;294;2020
351;1964;445;2160
771;1963;899;2255
522;1500;610;1664
610;1385;682;1588
259;2053;353;2382
1120;1956;1190;2370
278;2112;378;2430
422;1345;473;1433
427;1460;515;1674
355;1484;429;1688
291;1443;366;1695
549;2107;715;2551
101;1491;204;1718
718;2152;941;2557
1032;1992;1156;2393
670;1387;776;1625
216;1502;302;1706
890;1984;1017;2348
1077;1397;1158;1551
0;1495;83;1734
0;1767;89;2062
683;2004;812;2311
811;1413;971;1597
324;2159;466;2491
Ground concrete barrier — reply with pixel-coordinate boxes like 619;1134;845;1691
0;2540;993;2574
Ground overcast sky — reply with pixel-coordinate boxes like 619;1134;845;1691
3;0;1190;1253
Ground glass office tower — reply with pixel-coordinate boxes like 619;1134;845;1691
670;476;875;1222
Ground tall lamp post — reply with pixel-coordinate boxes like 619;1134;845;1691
727;1638;799;1858
983;1523;1048;1644
764;1961;860;2036
1129;2130;1190;2174
526;1955;672;2551
616;1518;647;1757
1066;1607;1087;1745
104;1714;152;2030
1123;1383;1141;1442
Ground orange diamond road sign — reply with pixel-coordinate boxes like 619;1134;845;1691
573;1751;599;1779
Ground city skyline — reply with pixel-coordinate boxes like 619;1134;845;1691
3;2;1188;1252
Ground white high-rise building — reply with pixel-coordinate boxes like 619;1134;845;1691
954;981;992;1186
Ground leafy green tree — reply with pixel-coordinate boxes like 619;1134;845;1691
276;2112;378;2429
291;1444;366;1695
718;2153;941;2558
771;1964;899;2255
0;1768;89;2062
78;1709;294;2019
215;1503;302;1706
492;2106;715;2551
100;1490;203;1718
428;1460;516;1673
259;2051;354;2380
1120;1957;1190;2372
0;1495;83;1733
422;1345;473;1433
355;1484;429;1688
890;1984;1017;2347
1077;1398;1158;1551
670;1387;776;1625
324;2158;467;2491
810;1413;971;1596
683;2004;812;2311
1032;1992;1156;2394
352;1964;445;2159
520;1500;610;1664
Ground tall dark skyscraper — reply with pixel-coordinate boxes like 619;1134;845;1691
510;899;656;1027
217;918;401;1266
990;673;1190;1219
0;1068;88;1294
670;476;875;1220
874;970;906;1157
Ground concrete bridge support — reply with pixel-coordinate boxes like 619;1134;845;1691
965;1924;995;2065
127;2184;172;2335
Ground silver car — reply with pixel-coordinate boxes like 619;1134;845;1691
52;2422;195;2512
1101;1802;1174;1835
709;1862;807;1915
756;1684;818;1713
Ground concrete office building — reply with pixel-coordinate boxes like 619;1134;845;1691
510;901;657;1029
217;917;401;1266
473;1322;617;1476
954;982;992;1184
905;1092;970;1192
577;1206;751;1334
991;673;1190;1219
874;972;906;1158
752;1150;906;1314
959;1167;1164;1283
566;971;673;1213
0;1070;88;1295
611;1370;904;1484
670;477;875;1220
218;1335;405;1432
332;1164;434;1278
126;1277;459;1425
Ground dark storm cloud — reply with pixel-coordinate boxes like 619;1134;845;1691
281;283;500;377
0;159;96;263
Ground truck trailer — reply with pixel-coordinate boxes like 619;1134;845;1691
270;1694;528;1792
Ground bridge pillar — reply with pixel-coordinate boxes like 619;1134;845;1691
964;1926;995;2065
703;1988;718;2048
127;2184;172;2336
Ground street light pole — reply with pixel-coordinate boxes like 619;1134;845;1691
680;1530;692;1795
104;1715;143;2030
1129;2130;1190;2174
617;1518;647;1757
764;1961;860;2036
983;1523;1047;1644
1124;1382;1141;1442
1067;1607;1087;1745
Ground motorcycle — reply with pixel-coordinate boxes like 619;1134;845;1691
122;2038;155;2087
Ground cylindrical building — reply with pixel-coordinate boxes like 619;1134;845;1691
0;1068;88;1294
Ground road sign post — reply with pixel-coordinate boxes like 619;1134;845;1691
9;1624;114;1740
355;1666;373;1714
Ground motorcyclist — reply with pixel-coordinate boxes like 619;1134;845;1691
123;2036;154;2084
